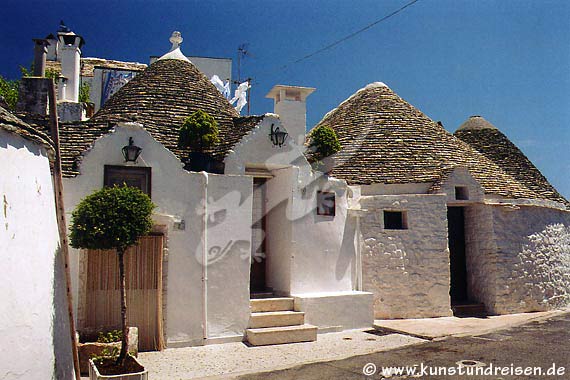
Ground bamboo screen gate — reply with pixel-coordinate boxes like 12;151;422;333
85;235;165;351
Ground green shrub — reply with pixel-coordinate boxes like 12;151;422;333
79;82;91;103
70;185;155;252
178;110;219;151
308;125;341;161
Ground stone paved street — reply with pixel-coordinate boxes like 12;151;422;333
236;314;570;380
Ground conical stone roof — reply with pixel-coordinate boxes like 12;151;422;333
313;83;552;202
455;116;567;205
43;58;262;176
89;58;240;158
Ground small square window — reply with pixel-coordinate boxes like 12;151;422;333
104;165;152;197
384;211;408;230
455;186;469;200
317;191;335;216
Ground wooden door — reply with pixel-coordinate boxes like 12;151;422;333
85;235;165;351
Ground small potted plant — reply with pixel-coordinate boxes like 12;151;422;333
77;327;139;375
70;185;154;379
178;109;219;171
307;124;341;174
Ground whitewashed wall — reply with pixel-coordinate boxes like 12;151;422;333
0;130;73;379
64;124;252;347
490;204;570;313
359;194;453;318
205;174;252;340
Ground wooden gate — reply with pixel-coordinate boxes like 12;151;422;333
85;235;165;351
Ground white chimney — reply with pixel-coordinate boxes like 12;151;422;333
265;85;315;146
58;31;83;102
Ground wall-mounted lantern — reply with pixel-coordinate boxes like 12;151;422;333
122;137;142;162
269;123;288;147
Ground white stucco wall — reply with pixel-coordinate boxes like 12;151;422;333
266;166;295;294
205;174;252;339
490;205;570;314
0;130;73;379
64;123;252;347
359;194;453;318
289;174;355;294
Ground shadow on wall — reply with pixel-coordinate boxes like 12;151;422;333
53;246;75;380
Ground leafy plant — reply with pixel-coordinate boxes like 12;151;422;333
70;185;155;365
90;346;120;366
97;330;122;344
79;82;91;103
308;124;341;161
178;110;219;151
0;76;19;110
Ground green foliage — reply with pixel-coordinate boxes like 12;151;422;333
90;346;120;366
69;185;155;252
79;82;91;103
178;110;219;151
308;125;341;161
97;330;122;344
0;75;19;110
20;62;60;80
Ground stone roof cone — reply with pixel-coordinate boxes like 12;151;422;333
88;31;240;161
313;83;562;203
455;116;567;205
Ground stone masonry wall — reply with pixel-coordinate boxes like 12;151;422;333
360;194;453;318
491;205;570;313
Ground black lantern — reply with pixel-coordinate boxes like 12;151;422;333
122;137;142;162
269;123;288;147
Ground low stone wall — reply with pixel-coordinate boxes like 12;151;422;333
360;194;452;318
491;205;570;313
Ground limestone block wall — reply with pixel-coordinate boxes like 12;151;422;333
491;205;570;313
464;204;498;312
359;194;452;318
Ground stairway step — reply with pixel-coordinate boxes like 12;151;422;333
452;303;487;317
251;297;294;313
249;311;305;328
246;324;317;346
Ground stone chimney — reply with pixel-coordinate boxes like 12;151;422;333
45;34;58;61
265;85;315;146
58;29;84;102
33;39;49;77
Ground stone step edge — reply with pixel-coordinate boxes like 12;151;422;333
246;324;317;334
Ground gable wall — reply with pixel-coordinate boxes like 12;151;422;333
64;124;252;347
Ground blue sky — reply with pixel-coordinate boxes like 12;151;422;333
1;0;569;198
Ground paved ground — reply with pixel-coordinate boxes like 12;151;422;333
375;308;566;339
137;329;423;379
235;313;570;380
132;308;568;379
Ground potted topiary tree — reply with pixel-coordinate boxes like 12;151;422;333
178;109;219;172
70;185;155;379
307;124;341;174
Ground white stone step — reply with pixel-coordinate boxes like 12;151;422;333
246;324;317;346
249;311;305;328
250;297;294;313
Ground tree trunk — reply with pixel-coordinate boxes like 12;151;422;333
116;248;129;366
